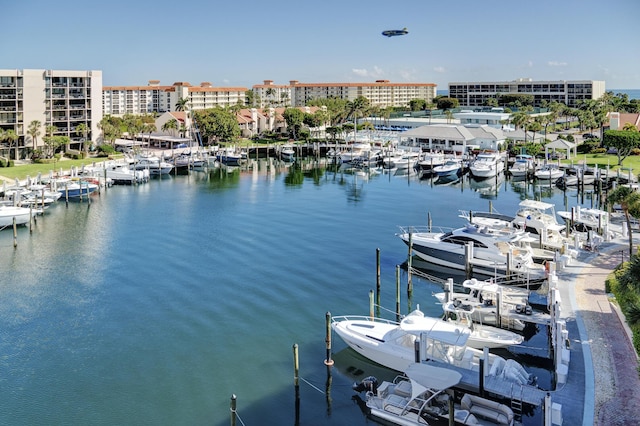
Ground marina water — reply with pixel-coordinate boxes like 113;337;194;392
0;161;597;425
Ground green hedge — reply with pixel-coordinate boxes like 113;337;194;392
606;261;640;356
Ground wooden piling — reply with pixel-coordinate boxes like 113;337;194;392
369;290;374;320
13;217;17;248
395;265;401;322
376;248;381;307
293;343;299;387
407;233;413;293
414;338;421;363
324;312;334;366
427;211;432;232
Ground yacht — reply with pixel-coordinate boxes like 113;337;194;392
397;223;547;281
508;154;535;179
534;164;563;180
432;157;463;177
469;151;504;179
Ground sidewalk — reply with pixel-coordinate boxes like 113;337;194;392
568;242;640;425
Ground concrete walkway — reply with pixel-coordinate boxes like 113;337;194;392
566;242;640;425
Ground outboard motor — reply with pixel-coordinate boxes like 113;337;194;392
353;376;378;393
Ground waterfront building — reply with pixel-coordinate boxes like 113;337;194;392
448;78;606;108
251;80;292;108
0;68;102;159
102;81;248;116
289;80;437;108
401;124;506;154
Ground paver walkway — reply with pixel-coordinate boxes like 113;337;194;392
574;246;640;425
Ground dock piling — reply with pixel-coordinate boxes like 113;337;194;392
324;313;334;366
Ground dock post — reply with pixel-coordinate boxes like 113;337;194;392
230;394;237;426
369;290;374;319
496;287;502;328
376;248;381;309
414;338;420;363
489;200;493;213
407;233;413;293
445;278;453;303
465;242;473;279
427;211;432;232
469;210;473;224
13;217;17;248
293;343;300;389
324;313;334;366
448;395;455;426
544;392;552;426
29;206;33;233
479;358;485;397
395;265;401;322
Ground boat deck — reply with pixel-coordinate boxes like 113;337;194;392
422;359;547;406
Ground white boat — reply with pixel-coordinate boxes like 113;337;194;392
362;363;515;426
417;151;446;172
508;154;535;179
433;158;463;177
134;153;174;175
105;163;148;184
216;147;246;166
280;145;295;161
557;206;617;236
0;205;32;227
390;151;420;170
534;164;563;180
331;308;535;385
441;302;525;348
54;179;100;198
339;143;373;164
469;152;504;179
397;223;547;282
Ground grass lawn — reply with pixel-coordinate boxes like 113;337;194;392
0;156;122;184
564;153;640;173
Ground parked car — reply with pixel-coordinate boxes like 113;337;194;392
583;133;598;139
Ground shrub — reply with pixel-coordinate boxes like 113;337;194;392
65;149;86;160
0;157;8;167
577;140;600;154
591;147;607;154
97;144;116;155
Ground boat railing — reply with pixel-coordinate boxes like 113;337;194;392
330;314;399;325
397;225;453;235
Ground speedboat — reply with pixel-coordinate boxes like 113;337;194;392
509;154;535;179
534;164;563;180
360;363;515;426
417;151;445;172
338;143;373;164
215;147;246;166
469;151;504;179
0;205;32;227
397;223;547;281
134;153;174;175
105;163;148;184
53;179;99;198
331;308;535;385
280;145;295;161
432;158;462;177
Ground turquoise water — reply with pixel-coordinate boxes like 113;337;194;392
0;161;595;425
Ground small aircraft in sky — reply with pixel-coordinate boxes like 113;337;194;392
381;27;408;37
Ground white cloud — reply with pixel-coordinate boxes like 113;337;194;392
433;66;446;73
352;66;385;78
548;61;568;67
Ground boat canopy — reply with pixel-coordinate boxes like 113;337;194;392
405;363;462;393
400;310;470;346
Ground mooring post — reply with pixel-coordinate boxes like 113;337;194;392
407;232;413;293
395;265;401;322
13;217;17;248
427;211;432;232
479;358;485;397
230;394;237;426
369;290;374;320
376;248;381;307
293;343;299;388
414;338;420;363
324;313;333;366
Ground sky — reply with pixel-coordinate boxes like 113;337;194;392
3;0;640;91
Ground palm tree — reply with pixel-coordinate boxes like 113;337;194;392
162;119;178;137
265;88;276;107
28;120;41;152
5;129;19;160
75;123;89;153
175;97;189;112
608;186;640;256
142;122;157;146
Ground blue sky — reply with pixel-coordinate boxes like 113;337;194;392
4;0;639;91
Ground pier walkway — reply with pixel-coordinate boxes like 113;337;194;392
556;239;640;426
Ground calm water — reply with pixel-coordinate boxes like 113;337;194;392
0;161;598;425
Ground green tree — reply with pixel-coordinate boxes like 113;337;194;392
75;123;89;153
436;97;459;110
607;186;640;256
265;88;276;107
4;129;18;160
28;120;41;151
283;108;305;140
162;119;179;137
193;108;241;142
409;98;426;111
175;97;189;112
603;129;640;165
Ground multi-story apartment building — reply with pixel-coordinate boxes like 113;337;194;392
448;78;606;108
288;80;437;108
252;80;292;108
102;81;249;116
0;69;102;158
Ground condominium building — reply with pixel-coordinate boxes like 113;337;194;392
448;78;606;108
102;81;249;116
288;80;437;108
0;69;102;158
252;80;292;108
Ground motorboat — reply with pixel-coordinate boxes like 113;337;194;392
360;363;515;426
389;151;420;170
432;158;463;177
0;205;32;227
105;163;148;184
331;308;535;385
215;147;247;166
53;179;99;198
508;154;535;179
338;143;373;164
416;151;446;172
280;145;295;161
534;164;563;180
397;223;547;281
134;153;174;175
469;152;504;179
557;206;618;236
